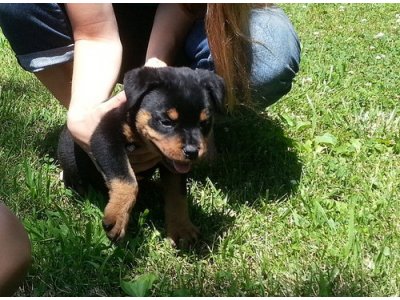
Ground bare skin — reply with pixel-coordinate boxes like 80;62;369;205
0;203;31;296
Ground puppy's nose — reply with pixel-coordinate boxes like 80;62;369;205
183;145;199;160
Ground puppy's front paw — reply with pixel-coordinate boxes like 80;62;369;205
102;203;131;242
102;180;138;242
167;220;200;248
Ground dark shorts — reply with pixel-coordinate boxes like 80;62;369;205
0;4;74;72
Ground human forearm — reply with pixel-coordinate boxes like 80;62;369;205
66;39;123;151
64;4;124;150
68;39;122;112
65;4;122;111
145;4;195;66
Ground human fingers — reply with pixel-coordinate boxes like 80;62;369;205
97;90;127;116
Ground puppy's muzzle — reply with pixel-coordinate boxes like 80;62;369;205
183;145;199;160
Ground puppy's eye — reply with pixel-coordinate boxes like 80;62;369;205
160;119;175;127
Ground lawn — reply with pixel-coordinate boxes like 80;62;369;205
0;4;399;296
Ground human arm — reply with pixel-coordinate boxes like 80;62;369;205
145;4;196;67
65;4;125;151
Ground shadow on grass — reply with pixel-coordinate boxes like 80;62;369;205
196;105;302;203
184;106;303;251
37;125;64;158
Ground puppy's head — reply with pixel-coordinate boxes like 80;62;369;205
123;66;225;174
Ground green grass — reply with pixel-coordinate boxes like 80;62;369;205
1;4;399;296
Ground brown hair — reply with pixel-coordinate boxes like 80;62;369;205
182;4;267;111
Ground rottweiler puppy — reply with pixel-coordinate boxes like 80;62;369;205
57;66;225;246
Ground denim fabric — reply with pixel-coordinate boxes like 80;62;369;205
0;3;73;72
185;5;301;106
184;19;215;71
248;6;301;105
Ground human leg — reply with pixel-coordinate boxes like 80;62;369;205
34;62;73;107
184;5;301;107
248;5;301;106
0;203;31;296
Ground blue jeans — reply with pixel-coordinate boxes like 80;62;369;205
0;4;301;106
185;6;301;105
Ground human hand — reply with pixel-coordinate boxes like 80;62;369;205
67;91;127;152
67;89;161;173
145;57;167;68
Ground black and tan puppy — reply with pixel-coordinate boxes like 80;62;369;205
58;66;225;245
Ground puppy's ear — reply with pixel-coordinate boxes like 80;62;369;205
123;67;160;110
196;69;226;113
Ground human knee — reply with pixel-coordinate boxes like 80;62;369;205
248;6;301;105
0;204;32;296
0;248;32;296
251;59;299;106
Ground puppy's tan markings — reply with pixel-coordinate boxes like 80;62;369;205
122;122;135;143
136;110;163;142
199;108;209;122
198;135;208;158
157;136;184;161
103;177;138;241
167;108;179;121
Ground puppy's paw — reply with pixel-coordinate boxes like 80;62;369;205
102;203;131;242
167;220;200;248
